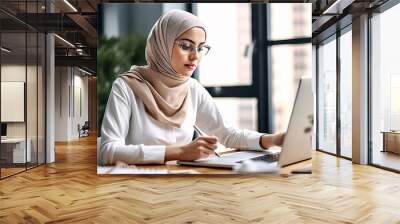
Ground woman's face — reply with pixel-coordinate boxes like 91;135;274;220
171;27;206;76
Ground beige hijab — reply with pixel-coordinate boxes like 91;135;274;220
120;10;206;128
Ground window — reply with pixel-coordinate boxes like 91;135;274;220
339;28;352;158
196;3;252;87
195;3;256;130
271;44;312;132
371;3;400;171
213;98;257;131
317;36;337;154
270;3;312;133
195;3;311;132
270;3;311;41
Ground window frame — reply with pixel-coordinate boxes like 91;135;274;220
190;3;312;133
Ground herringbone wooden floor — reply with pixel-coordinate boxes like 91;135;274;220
1;135;400;223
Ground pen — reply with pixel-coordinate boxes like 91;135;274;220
193;125;220;157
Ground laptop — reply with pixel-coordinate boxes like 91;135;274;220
177;77;314;169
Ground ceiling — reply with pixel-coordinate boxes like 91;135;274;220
310;0;389;41
0;0;393;75
1;0;100;74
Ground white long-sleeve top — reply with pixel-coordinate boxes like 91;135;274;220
100;77;264;165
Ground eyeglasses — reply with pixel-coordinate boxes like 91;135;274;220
174;40;211;56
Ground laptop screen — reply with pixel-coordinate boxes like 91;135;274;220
1;123;7;137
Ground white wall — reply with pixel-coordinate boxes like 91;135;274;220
71;72;89;138
1;65;26;134
55;67;89;141
55;66;68;141
1;65;39;137
1;64;47;163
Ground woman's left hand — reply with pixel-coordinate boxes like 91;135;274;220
260;132;286;149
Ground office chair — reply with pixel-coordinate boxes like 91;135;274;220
78;121;90;138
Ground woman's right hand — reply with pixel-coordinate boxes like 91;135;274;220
165;136;218;161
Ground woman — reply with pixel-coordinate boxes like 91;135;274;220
100;9;285;165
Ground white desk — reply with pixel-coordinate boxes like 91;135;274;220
1;138;31;163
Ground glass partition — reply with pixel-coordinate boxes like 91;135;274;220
38;32;45;165
0;1;46;179
27;30;38;169
1;30;28;177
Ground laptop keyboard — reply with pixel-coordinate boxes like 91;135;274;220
247;153;279;163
